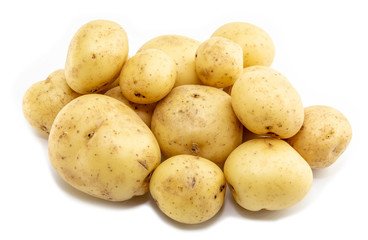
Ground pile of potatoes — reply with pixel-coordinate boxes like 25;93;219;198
22;20;352;224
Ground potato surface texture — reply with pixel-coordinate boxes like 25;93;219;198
151;85;243;167
138;35;201;86
65;20;129;94
195;36;243;88
22;69;80;134
231;68;304;138
150;155;226;224
104;86;156;127
119;49;176;104
224;138;313;211
212;22;275;68
48;94;161;201
287;105;352;169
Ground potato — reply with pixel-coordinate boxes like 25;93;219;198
22;69;80;134
287;105;352;169
105;86;157;127
195;36;243;88
224;138;313;211
150;155;226;224
138;35;201;86
48;94;161;201
211;22;275;68
151;85;243;167
223;65;283;95
119;49;176;104
231;68;304;138
65;20;129;94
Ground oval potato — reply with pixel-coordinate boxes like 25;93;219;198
48;94;161;201
150;155;226;224
65;19;129;94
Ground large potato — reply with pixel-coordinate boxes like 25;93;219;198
104;86;156;127
287;105;352;169
151;85;243;167
65;20;129;94
231;68;304;138
138;35;201;86
48;94;161;201
150;155;226;224
119;49;176;104
195;36;243;88
224;138;313;211
22;69;80;134
212;22;275;68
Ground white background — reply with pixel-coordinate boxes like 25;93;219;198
1;0;367;239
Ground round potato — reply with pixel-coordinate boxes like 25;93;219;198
48;94;161;201
151;85;243;167
224;138;313;211
22;69;80;134
231;69;304;138
138;35;201;86
105;86;157;127
150;155;226;224
212;22;275;68
287;105;352;169
195;36;243;88
65;19;129;94
119;49;176;104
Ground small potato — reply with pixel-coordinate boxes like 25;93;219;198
212;22;275;67
150;155;226;224
287;105;352;169
48;94;161;201
22;69;80;134
105;86;157;127
119;49;176;104
195;36;243;88
224;138;313;211
138;35;201;86
151;85;243;167
231;69;304;138
65;20;129;94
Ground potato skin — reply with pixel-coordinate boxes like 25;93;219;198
22;69;80;134
150;155;226;224
119;49;176;104
212;22;275;67
65;20;129;94
287;105;352;169
151;85;243;167
195;36;243;88
224;138;313;211
104;86;157;127
231;69;304;138
138;35;201;86
48;94;161;201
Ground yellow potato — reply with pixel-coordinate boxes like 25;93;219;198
150;155;226;224
22;69;80;134
48;94;161;201
195;36;243;88
104;86;156;127
119;49;176;104
65;20;129;94
224;138;313;211
231;69;304;138
138;35;201;86
212;22;275;67
151;85;243;167
287;105;352;169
